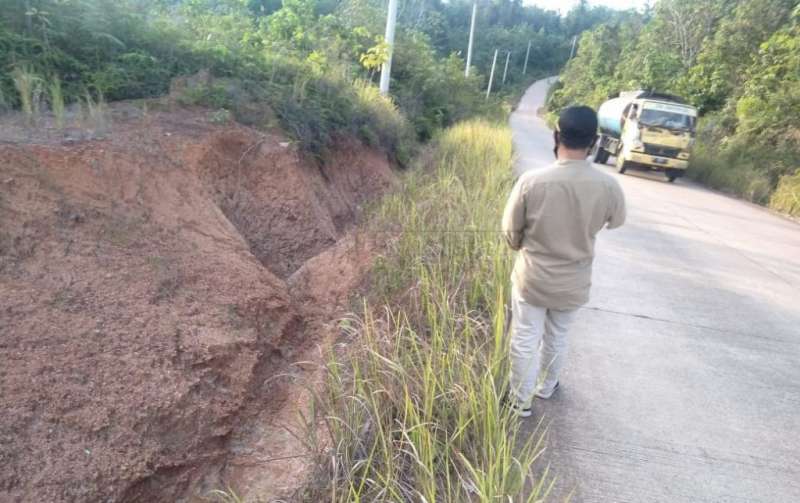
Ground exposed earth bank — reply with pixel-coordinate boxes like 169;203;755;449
0;109;394;501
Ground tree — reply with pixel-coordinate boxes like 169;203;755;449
680;0;796;112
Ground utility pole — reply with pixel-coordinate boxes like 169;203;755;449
502;51;511;84
379;0;399;95
465;1;477;77
569;35;577;59
486;49;498;100
522;40;532;75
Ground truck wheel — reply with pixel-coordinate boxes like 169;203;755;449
616;155;628;174
592;142;609;164
665;169;681;183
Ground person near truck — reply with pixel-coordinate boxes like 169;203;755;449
501;105;627;418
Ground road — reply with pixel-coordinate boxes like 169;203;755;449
512;79;800;502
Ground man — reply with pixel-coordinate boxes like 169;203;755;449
501;105;626;418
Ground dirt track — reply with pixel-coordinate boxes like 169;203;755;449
0;108;393;501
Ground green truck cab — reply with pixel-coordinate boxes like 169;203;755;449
593;91;698;182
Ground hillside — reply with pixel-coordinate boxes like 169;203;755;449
0;105;392;501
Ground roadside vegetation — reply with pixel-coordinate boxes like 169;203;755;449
0;0;620;160
546;0;800;217
316;120;550;501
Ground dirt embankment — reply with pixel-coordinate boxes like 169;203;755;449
0;110;394;501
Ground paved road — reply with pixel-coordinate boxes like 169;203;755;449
513;79;800;502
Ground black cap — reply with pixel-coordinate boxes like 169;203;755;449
557;106;598;141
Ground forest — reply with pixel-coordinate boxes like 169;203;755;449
0;0;624;161
548;0;800;216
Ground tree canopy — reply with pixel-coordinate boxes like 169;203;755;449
548;0;800;215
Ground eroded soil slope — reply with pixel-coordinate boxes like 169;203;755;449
0;110;393;501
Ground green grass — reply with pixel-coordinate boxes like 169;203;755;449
316;120;552;502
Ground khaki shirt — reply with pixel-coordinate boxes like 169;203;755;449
502;159;626;309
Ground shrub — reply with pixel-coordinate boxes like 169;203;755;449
91;52;173;101
770;169;800;217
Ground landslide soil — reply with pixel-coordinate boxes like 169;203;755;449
0;108;395;502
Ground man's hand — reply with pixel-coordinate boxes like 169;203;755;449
502;176;528;250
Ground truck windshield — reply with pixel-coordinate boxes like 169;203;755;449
639;109;695;131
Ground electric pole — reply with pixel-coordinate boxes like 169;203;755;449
569;35;577;59
522;40;532;75
465;1;477;77
486;49;498;100
502;51;511;84
379;0;399;95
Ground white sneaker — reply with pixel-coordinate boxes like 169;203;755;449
502;395;533;418
535;381;559;399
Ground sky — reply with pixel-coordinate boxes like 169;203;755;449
524;0;648;14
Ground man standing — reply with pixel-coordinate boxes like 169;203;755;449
502;105;626;417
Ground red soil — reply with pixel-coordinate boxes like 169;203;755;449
0;109;394;501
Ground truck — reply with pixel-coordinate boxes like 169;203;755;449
593;91;698;182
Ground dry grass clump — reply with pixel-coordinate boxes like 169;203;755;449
770;169;800;217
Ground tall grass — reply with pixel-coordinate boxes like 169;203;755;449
688;138;800;218
11;66;42;125
771;170;800;217
49;77;65;129
83;90;111;134
318;120;552;502
687;148;774;204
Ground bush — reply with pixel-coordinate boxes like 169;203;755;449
771;170;800;217
390;32;487;140
688;149;773;203
91;52;173;101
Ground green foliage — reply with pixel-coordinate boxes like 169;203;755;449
390;31;486;139
548;0;800;216
0;0;617;159
90;52;173;101
357;37;388;75
735;19;800;144
177;83;234;109
678;0;796;113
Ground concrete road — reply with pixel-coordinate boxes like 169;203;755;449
513;79;800;502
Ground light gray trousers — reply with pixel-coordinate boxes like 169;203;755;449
509;286;578;407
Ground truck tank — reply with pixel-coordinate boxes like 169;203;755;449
597;91;688;137
597;97;631;138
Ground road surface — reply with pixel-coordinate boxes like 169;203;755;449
513;79;800;502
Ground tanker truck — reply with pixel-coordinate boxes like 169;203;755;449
593;91;697;182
